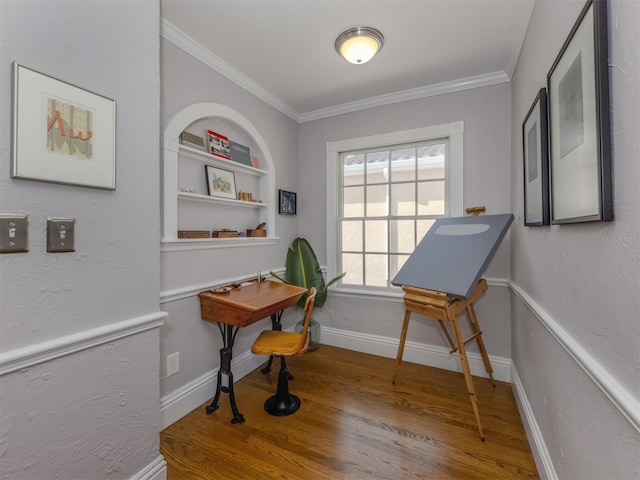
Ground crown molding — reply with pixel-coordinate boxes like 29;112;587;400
160;19;300;122
161;20;511;124
298;71;510;123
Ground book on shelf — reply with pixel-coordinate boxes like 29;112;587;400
229;141;253;167
180;131;205;151
206;130;231;160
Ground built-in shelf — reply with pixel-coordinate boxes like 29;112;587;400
161;235;279;252
178;144;266;177
162;102;277;248
178;191;268;208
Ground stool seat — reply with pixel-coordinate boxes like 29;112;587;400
252;330;307;357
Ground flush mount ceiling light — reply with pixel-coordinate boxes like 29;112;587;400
335;27;384;65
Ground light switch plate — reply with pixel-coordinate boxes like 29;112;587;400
47;217;75;253
0;214;28;253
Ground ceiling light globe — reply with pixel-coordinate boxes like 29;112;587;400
340;36;379;64
335;27;384;65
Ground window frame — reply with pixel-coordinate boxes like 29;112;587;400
326;121;464;296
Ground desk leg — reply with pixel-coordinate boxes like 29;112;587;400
205;324;245;424
261;311;293;380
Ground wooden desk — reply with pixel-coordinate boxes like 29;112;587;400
199;281;307;423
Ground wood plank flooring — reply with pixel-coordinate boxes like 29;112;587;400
160;345;539;479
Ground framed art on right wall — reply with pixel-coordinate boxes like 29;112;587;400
522;88;550;226
547;0;612;224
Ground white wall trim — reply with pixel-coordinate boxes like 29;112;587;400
131;455;167;480
326;122;464;286
0;311;167;376
160;272;506;305
300;72;509;123
511;363;558;480
320;326;512;382
160;269;285;303
160;349;265;430
160;19;300;122
509;280;640;433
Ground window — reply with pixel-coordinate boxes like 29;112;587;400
326;122;464;293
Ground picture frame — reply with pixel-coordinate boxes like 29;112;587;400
522;88;550;226
547;0;612;224
11;62;116;190
279;190;297;215
205;165;237;199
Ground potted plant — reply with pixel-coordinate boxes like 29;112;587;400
270;237;345;350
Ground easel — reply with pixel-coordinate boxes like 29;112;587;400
392;206;495;440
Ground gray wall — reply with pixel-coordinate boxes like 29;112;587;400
298;83;514;357
510;0;639;478
158;39;302;406
0;1;164;479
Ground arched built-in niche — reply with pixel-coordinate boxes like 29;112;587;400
162;103;276;249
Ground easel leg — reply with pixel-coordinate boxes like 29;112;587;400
466;304;495;386
451;313;485;440
437;319;458;353
392;310;412;384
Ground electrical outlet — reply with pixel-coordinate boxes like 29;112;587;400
167;352;179;377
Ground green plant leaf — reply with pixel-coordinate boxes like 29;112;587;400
278;237;345;308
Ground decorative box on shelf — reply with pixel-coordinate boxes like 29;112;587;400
246;223;267;237
212;230;240;238
178;230;211;239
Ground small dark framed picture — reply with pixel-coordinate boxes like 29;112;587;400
522;88;550;226
279;190;296;215
547;0;612;223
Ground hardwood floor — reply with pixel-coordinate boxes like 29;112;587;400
160;345;539;479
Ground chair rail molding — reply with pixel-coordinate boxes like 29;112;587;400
0;311;167;376
509;279;640;433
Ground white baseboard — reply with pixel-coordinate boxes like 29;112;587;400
160;326;511;430
320;326;512;382
160;350;266;430
131;455;167;480
510;364;557;480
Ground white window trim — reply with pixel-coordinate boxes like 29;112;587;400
326;121;464;294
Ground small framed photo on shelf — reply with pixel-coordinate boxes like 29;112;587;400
206;129;231;160
11;62;116;190
205;165;237;199
547;0;612;224
522;88;550;226
279;189;296;215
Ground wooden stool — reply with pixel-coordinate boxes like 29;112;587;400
392;279;494;440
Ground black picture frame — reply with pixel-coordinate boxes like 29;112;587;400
547;0;612;224
205;165;237;199
279;190;296;215
522;88;550;226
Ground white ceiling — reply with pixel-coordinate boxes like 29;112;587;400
160;0;534;122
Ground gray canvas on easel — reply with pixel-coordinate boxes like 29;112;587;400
391;213;514;299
